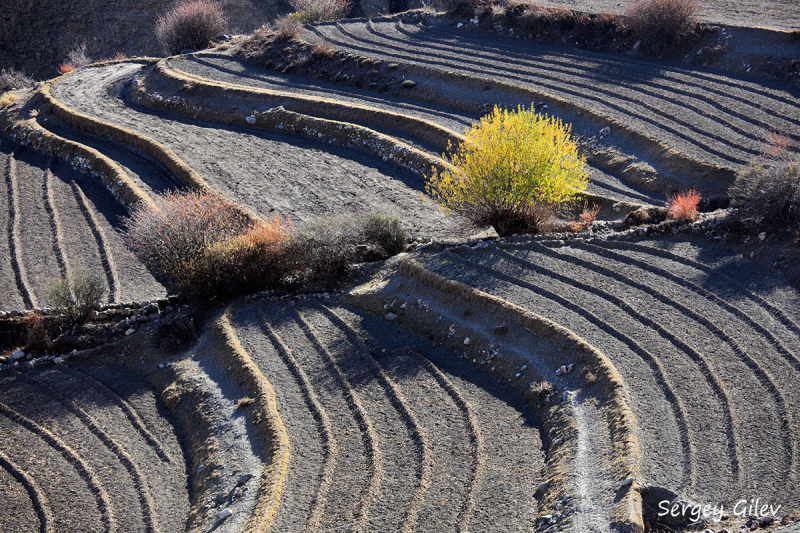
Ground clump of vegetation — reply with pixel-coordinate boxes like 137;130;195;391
667;188;701;221
289;0;352;23
0;69;33;91
530;380;555;401
67;43;91;69
45;270;106;324
273;16;303;41
426;105;588;236
156;0;228;55
0;92;19;108
731;133;800;233
627;0;698;55
126;190;407;301
569;200;601;232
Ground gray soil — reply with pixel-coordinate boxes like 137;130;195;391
0;138;165;311
168;52;666;206
49;62;474;241
224;295;549;532
525;0;800;32
309;19;800;170
416;234;800;513
0;358;190;533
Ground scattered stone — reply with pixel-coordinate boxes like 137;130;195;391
401;80;417;89
536;481;548;492
384;313;398;321
759;232;767;241
463;337;471;345
216;508;233;520
125;328;135;336
12;350;25;361
619;477;635;488
238;473;254;486
599;126;611;136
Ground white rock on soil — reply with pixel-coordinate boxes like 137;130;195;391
463;337;471;345
384;313;398;321
12;350;25;361
125;328;135;336
216;508;233;520
759;232;767;241
245;116;256;124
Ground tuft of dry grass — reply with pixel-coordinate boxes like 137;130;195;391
289;0;352;23
236;397;255;409
272;16;303;41
530;380;555;401
0;92;19;108
156;0;228;55
58;63;75;75
667;188;701;221
627;0;698;55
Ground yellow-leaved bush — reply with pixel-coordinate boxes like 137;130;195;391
426;105;588;236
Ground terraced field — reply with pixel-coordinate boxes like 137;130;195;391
523;0;800;32
224;296;574;531
0;140;165;310
0;360;189;533
310;19;800;170
164;53;665;207
416;236;800;513
47;61;471;239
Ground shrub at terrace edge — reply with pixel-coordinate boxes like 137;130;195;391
125;191;408;301
155;0;228;55
289;0;352;24
426;105;588;237
627;0;698;56
45;270;106;324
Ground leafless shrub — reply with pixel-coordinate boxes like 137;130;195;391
156;0;228;55
627;0;698;56
67;43;92;69
0;69;34;91
530;380;555;401
731;132;800;232
272;16;303;41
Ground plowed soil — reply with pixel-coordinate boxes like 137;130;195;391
49;62;473;240
0;360;189;533
417;235;800;513
0;139;165;310
310;19;800;169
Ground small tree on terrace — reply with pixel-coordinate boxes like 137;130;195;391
426;105;588;236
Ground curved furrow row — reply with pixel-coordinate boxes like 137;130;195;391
482;245;744;481
14;372;159;533
434;249;694;487
318;22;753;165
0;450;54;533
501;242;795;491
313;302;433;533
288;303;382;532
57;365;172;464
393;21;800;148
42;163;70;280
254;304;337;533
403;349;486;532
593;239;800;339
574;240;800;373
0;399;114;532
69;180;120;302
4;151;36;309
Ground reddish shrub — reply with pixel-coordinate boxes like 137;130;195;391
58;63;75;74
155;0;228;55
569;200;601;232
627;0;698;55
668;188;701;221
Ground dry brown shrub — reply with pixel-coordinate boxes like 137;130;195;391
23;312;53;353
273;16;303;41
290;0;352;23
58;63;75;74
0;69;33;91
569;200;601;232
627;0;698;55
156;0;228;55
